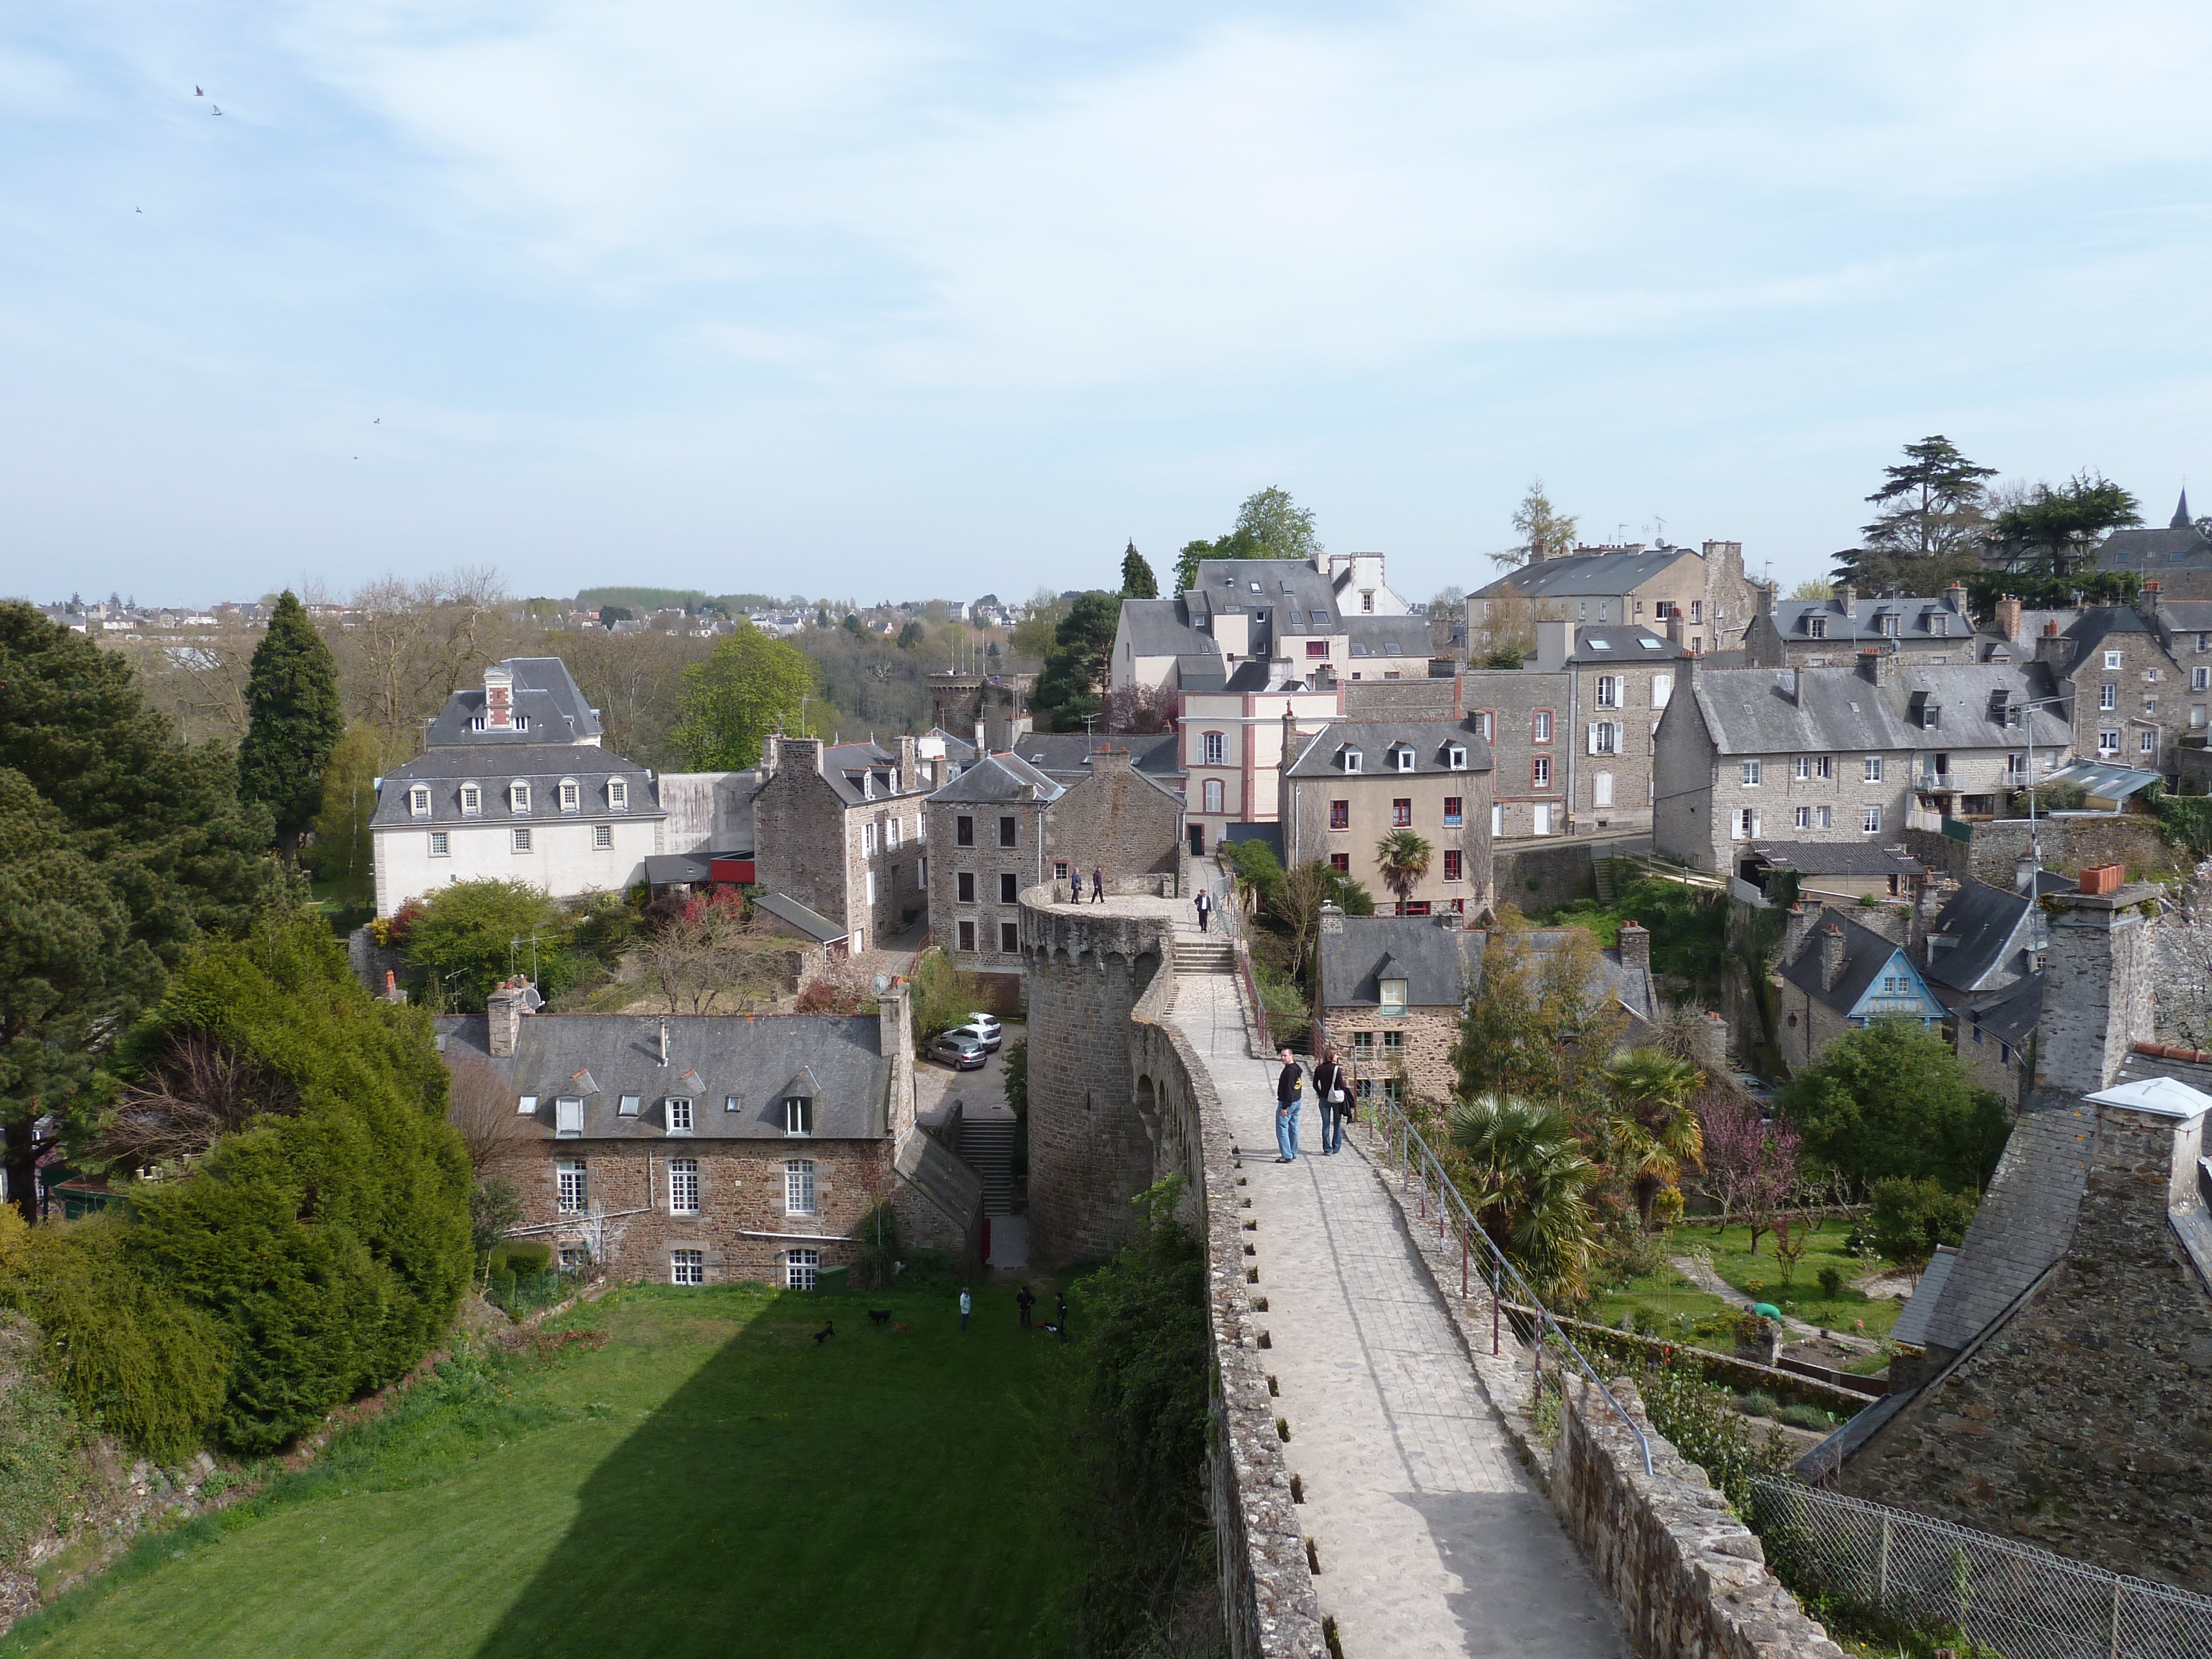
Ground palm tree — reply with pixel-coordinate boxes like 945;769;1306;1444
1447;1094;1599;1303
1598;1048;1705;1230
1373;830;1432;915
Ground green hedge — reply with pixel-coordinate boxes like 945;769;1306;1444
487;1239;552;1279
12;909;472;1458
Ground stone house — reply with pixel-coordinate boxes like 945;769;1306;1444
1732;840;1926;906
1178;669;1345;855
1110;552;1422;695
1652;658;2075;875
1812;875;2212;1594
1771;905;1946;1072
1954;972;2042;1111
1462;621;1687;841
750;735;935;957
924;747;1184;1001
1279;716;1496;915
372;658;666;917
2020;603;2192;776
1465;540;1756;662
1915;874;2051;1112
1743;581;2001;667
1312;913;1670;1106
2084;489;2212;598
441;975;983;1287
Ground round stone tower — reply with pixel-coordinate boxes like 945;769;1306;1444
1018;887;1173;1266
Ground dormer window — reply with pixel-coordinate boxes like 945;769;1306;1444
608;779;628;811
784;1097;813;1136
1394;747;1415;772
509;782;531;814
408;786;431;817
1447;744;1467;770
1806;617;1826;639
666;1097;694;1135
460;784;482;815
1380;975;1408;1013
559;779;580;812
513;714;529;732
1343;747;1364;774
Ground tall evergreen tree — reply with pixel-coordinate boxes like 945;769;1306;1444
1832;436;1996;588
1030;593;1121;732
1119;541;1157;599
0;602;276;1219
237;591;346;860
1990;472;2143;576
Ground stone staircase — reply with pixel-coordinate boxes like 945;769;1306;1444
956;1117;1016;1217
1172;937;1237;977
1592;853;1618;906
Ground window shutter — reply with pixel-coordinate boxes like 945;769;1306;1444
1751;811;1762;838
1587;723;1600;754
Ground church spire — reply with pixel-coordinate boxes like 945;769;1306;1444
2174;488;2193;530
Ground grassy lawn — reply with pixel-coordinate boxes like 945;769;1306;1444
9;1282;1076;1659
1589;1220;1903;1343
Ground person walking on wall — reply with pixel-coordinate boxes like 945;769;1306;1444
1313;1045;1349;1155
1091;865;1105;902
1274;1045;1305;1162
1068;867;1083;906
959;1286;972;1332
1016;1285;1036;1329
1194;886;1212;933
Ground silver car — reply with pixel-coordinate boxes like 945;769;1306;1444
945;1021;1001;1053
928;1032;989;1070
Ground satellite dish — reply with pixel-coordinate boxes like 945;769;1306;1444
873;973;890;995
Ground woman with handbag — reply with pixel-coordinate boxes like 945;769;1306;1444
1313;1045;1349;1155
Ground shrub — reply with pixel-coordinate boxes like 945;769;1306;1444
401;880;573;1011
1639;1358;1793;1512
487;1239;552;1278
1780;1403;1834;1432
1737;1390;1781;1418
909;948;983;1045
1866;1177;1976;1275
1816;1264;1845;1300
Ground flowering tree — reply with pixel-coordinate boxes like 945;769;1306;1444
1696;1091;1798;1256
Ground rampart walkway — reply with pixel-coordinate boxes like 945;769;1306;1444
1168;957;1629;1657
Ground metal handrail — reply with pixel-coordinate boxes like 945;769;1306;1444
1311;1026;1656;1477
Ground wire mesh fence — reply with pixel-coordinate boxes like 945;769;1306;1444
1749;1478;2212;1659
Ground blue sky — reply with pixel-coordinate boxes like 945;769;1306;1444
4;2;2209;607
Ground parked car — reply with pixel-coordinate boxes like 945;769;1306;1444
946;1021;1000;1052
927;1032;989;1071
965;1012;1003;1042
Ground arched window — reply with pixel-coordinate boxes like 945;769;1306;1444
509;781;531;814
558;778;580;812
1202;778;1224;814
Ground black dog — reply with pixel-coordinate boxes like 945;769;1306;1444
867;1309;893;1326
812;1322;835;1346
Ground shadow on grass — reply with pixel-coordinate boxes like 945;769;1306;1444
474;1282;1068;1659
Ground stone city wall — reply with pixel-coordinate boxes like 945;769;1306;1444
1902;814;2178;888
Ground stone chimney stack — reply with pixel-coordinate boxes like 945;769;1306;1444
1785;902;1819;964
1819;922;1848;993
1837;583;1857;618
1756;581;1776;619
1995;595;2023;642
782;737;825;775
878;973;917;1136
2143;579;2162;614
1616;920;1651;975
1695;1010;1731;1075
896;734;920;794
974;719;988;758
761;732;782;776
486;977;534;1058
2038;879;2161;1097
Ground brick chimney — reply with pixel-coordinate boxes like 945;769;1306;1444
2142;579;2162;614
1616;920;1650;975
1819;922;1848;993
1995;595;2023;642
2038;882;2161;1096
487;977;534;1057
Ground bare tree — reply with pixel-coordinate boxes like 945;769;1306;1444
635;893;792;1015
111;627;260;745
447;1056;530;1180
1696;1089;1798;1256
338;568;528;758
102;1032;304;1167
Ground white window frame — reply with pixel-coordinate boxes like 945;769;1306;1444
2142;729;2158;754
1532;709;1553;743
1447;744;1467;769
430;831;450;856
1203;731;1225;766
671;1248;704;1285
1394;747;1415;772
863;822;875;855
1863;804;1882;833
510;782;531;814
1741;759;1761;785
460;784;482;815
1817;805;1833;828
1816;756;1833;779
785;1157;817;1215
513;827;533;853
593;823;613;849
1595;675;1621;708
2098;729;2121;755
2100;684;2118;709
517;1093;538;1117
2193;667;2209;692
1794;806;1811;829
669;1157;700;1214
556;1097;583;1137
1651;673;1672;709
608;779;628;811
1794;756;1812;780
786;1247;819;1290
1343;748;1363;773
865;870;877;904
666;1097;693;1135
559;779;580;812
557;1159;587;1211
784;1096;813;1136
408;787;431;818
1863;755;1883;782
2104;650;2123;669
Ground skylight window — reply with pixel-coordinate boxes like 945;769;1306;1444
1385;643;1402;655
1639;638;1661;649
1589;638;1613;650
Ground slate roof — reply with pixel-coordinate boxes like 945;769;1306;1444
1745;841;1923;879
1011;732;1181;784
1284;718;1495;779
373;745;661;828
1909;1102;2094;1354
752;892;847;943
1318;917;1655;1022
1561;625;1689;664
1341;614;1432;661
1887;1245;1959;1348
436;1011;890;1140
1767;594;1983;646
1776;909;1926;1017
2153;600;2212;635
1960;971;2043;1049
643;851;713;886
922;728;978;763
1118;597;1218;661
2092;491;2210;570
1922;879;2041;993
1188;558;1344;629
925;753;1063;805
807;740;931;807
1687;662;2070;756
1469;546;1697;600
425;657;604;748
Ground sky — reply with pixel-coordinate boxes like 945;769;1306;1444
3;2;2209;609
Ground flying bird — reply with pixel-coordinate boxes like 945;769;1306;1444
195;86;204;96
373;418;380;424
211;105;222;115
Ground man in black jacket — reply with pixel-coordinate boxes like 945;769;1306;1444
1274;1046;1304;1162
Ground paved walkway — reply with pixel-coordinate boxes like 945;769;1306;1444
1170;965;1629;1658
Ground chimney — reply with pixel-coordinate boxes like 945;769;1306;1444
1785;902;1818;964
1819;922;1848;992
1837;583;1857;618
973;719;987;758
482;664;515;732
1995;595;2023;642
1945;580;1968;615
1858;649;1896;686
896;734;919;794
1089;747;1133;776
782;737;825;775
486;977;531;1058
1535;618;1572;671
761;732;781;775
878;973;917;1136
1791;666;1804;706
2038;882;2160;1096
1695;1009;1731;1074
1756;581;1776;619
1617;920;1650;975
2143;579;2162;614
